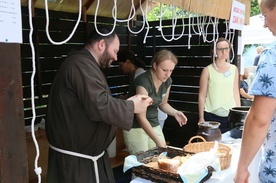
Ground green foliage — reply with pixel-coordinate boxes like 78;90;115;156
251;0;261;16
147;1;261;21
146;1;262;53
147;4;188;21
243;1;261;53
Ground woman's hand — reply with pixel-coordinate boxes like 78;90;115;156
198;117;205;122
156;139;167;148
174;111;188;127
234;168;250;183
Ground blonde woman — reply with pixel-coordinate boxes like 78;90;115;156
198;38;240;133
123;49;188;155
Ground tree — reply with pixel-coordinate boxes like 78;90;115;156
147;1;261;21
243;1;262;54
147;4;187;21
251;1;261;16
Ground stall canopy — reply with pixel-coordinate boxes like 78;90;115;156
21;0;251;24
242;14;276;45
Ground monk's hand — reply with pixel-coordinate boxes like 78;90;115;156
128;94;153;113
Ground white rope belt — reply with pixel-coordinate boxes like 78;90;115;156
49;144;105;183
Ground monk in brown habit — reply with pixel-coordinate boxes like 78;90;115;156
46;26;152;183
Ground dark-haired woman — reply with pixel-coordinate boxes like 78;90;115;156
117;49;146;99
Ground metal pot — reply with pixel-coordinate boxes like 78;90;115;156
197;121;222;142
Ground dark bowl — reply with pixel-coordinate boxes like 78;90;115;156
228;106;250;129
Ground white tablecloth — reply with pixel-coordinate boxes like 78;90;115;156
131;132;261;183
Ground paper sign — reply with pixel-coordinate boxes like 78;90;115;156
229;0;245;30
0;0;22;43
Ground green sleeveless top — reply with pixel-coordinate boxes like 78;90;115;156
129;70;172;128
205;64;236;117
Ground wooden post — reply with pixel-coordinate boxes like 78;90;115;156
0;43;28;183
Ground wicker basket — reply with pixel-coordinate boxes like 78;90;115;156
183;136;232;170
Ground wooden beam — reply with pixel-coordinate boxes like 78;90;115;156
83;0;95;13
0;43;28;182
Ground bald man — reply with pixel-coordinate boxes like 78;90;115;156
253;45;264;66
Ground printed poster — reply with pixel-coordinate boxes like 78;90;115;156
0;0;22;43
229;0;245;30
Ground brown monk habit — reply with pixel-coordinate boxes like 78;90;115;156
46;49;134;183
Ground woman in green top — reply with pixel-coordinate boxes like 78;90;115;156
123;49;188;155
198;38;240;133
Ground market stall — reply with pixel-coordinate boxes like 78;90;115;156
1;0;253;182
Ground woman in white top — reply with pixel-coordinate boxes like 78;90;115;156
117;50;146;79
198;38;240;133
117;49;146;99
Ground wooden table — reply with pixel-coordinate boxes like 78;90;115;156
131;132;262;183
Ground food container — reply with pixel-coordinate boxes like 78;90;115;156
197;121;222;142
183;136;232;170
228;106;250;129
131;147;213;183
228;106;250;138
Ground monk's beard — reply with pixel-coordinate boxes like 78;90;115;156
99;47;113;69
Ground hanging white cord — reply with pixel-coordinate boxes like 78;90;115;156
169;7;178;40
94;0;117;36
224;20;230;39
151;1;168;22
213;18;219;42
212;18;220;70
197;15;204;36
28;1;42;183
127;0;146;34
171;7;177;41
188;12;192;49
203;16;216;43
229;29;235;63
159;5;184;42
143;0;150;44
200;16;207;42
111;0;148;41
159;16;175;41
112;0;136;22
213;39;218;70
45;0;82;45
172;10;185;41
156;3;169;29
191;14;202;36
224;19;236;63
96;0;150;41
158;4;173;42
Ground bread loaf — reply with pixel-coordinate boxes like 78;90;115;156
146;162;159;169
158;159;181;173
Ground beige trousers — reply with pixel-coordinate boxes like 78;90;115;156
123;125;165;155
